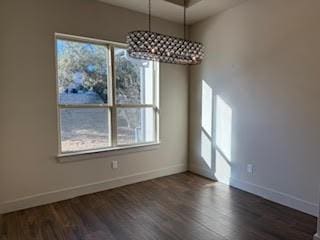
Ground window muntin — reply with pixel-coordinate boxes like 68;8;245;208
56;35;159;154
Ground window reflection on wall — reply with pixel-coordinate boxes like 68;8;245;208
201;80;213;169
215;95;232;184
200;80;233;183
202;81;213;137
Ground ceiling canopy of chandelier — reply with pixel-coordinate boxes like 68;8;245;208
127;0;204;65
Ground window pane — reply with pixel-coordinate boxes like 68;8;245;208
57;39;109;104
117;108;155;145
114;48;154;104
60;108;110;153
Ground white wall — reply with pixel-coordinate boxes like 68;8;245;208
0;0;188;213
189;0;320;216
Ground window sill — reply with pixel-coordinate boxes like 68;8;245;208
57;142;160;163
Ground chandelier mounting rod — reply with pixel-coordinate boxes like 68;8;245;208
148;0;151;32
184;0;186;39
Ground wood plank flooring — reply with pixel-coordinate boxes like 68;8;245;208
1;172;317;240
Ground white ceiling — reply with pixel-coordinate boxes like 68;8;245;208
99;0;247;24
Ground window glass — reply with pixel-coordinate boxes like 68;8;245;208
60;108;110;153
117;108;155;145
57;39;109;105
114;48;154;105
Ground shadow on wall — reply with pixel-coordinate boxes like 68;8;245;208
201;80;232;185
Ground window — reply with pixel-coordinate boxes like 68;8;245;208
55;34;159;155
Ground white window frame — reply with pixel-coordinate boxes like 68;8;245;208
55;33;160;158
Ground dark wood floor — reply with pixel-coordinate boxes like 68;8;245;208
1;172;317;240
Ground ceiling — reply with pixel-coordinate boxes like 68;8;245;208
99;0;247;24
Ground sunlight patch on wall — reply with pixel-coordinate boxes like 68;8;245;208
215;149;231;185
216;96;232;160
215;95;232;184
200;80;213;169
201;80;213;137
201;131;212;168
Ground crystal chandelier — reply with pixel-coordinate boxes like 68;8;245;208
127;0;204;65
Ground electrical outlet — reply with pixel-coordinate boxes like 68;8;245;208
112;160;118;169
247;164;254;174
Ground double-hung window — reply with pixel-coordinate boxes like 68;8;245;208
55;34;159;155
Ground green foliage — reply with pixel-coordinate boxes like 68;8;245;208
58;40;108;101
115;50;141;104
115;50;142;128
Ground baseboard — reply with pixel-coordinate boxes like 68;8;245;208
314;234;320;240
0;164;187;214
0;214;3;236
188;166;317;216
230;178;318;217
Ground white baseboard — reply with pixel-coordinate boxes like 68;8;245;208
314;234;320;240
179;166;318;216
230;178;318;217
0;164;187;214
0;214;3;236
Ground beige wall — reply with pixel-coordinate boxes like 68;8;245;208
0;0;188;213
189;0;320;215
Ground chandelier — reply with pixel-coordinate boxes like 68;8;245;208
127;0;204;65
